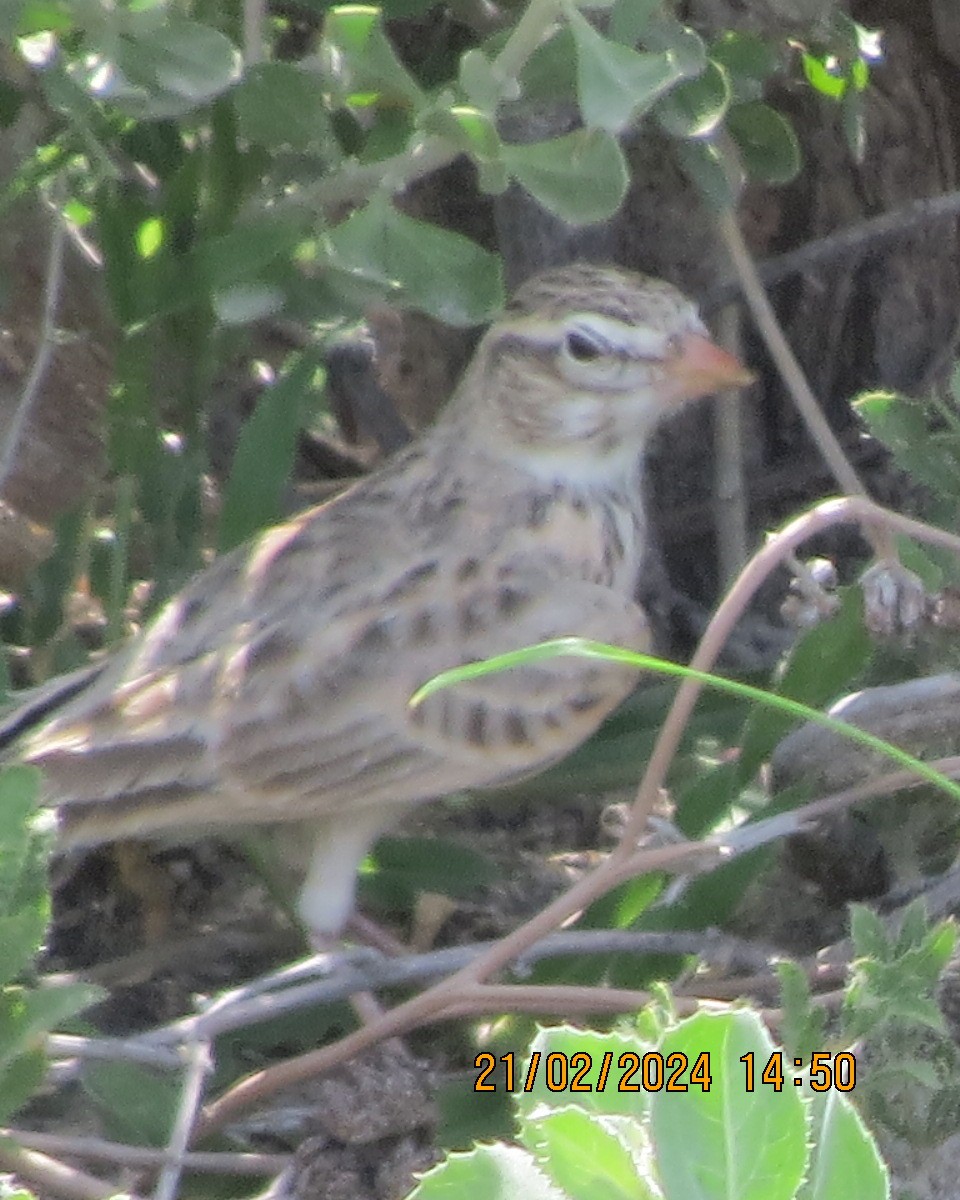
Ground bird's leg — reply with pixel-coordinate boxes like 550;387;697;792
113;840;176;944
298;811;390;944
299;813;399;1025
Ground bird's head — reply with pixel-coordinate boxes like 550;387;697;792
449;263;753;482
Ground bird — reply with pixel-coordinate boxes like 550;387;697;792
1;263;752;939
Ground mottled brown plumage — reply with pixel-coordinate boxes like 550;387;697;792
11;265;751;933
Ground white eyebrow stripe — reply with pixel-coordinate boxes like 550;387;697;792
506;313;672;360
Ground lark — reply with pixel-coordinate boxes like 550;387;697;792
3;264;751;936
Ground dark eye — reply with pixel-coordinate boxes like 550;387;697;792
565;330;603;362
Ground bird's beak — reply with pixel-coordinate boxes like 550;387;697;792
666;332;754;399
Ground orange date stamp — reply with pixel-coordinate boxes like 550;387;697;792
473;1050;856;1093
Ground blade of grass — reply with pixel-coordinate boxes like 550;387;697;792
409;636;960;803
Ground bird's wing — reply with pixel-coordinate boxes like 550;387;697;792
26;443;650;845
31;555;649;845
214;557;651;818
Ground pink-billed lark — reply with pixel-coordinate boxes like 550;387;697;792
2;264;752;939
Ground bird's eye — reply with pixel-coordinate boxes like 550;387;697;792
564;330;603;362
665;333;683;357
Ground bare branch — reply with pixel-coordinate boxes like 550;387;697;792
0;196;66;497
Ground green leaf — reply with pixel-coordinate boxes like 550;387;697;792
802;51;848;100
412;637;960;804
326;195;504;325
0;1048;46;1124
477;159;510;195
801;1091;888;1200
850;904;892;962
777;960;826;1066
82;20;241;119
0;768;43;921
459;49;502;113
521;1106;654;1200
409;1142;564;1199
636;12;707;75
322;4;424;110
893;535;946;591
608;0;660;47
10;1;74;37
218;348;324;551
419;105;501;162
655;60;729;138
126;21;240;101
653;1011;807;1200
213;282;286;324
567;6;687;133
920;920;958;974
0;983;101;1071
855;391;960;501
502;128;628;225
130;214;306;324
518;27;578;102
709;31;779;102
361;835;500;915
0;912;48;987
739;587;871;782
671;135;740;213
726;101;801;184
895;897;932;957
234;62;337;153
83;1060;183;1146
516;1026;652;1120
198;217;307;296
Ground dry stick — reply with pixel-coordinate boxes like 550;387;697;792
714;210;899;566
707;753;960;863
713;304;750;584
0;197;66;496
703;187;960;313
153;1038;213;1200
427;983;702;1021
98;928;771;1051
1;1132;288;1177
195;838;723;1136
243;0;266;64
197;495;960;1139
0;1140;146;1200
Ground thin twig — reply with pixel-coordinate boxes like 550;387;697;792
153;1039;213;1200
715;211;867;501
715;209;898;565
243;0;266;64
1;1131;288;1177
0;1140;146;1200
712;304;749;583
703;187;960;313
46;1033;182;1070
0;196;66;496
91;928;774;1052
